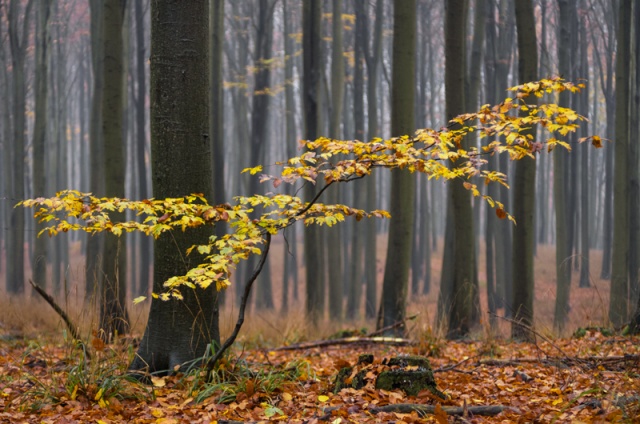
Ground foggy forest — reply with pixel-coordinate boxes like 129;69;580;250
0;0;639;422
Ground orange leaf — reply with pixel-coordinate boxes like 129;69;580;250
496;208;507;220
434;404;448;424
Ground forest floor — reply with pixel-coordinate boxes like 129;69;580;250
0;330;638;423
1;240;639;422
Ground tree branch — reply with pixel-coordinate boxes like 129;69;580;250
28;279;92;360
206;233;272;373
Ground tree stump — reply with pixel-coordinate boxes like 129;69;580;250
333;354;445;399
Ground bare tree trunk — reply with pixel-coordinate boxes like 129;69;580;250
130;0;218;374
86;0;105;302
377;0;416;336
609;0;632;326
303;0;325;326
31;0;52;293
100;0;129;338
6;0;34;294
327;0;344;321
511;0;537;342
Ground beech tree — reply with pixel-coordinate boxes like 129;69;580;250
127;0;217;374
376;0;416;336
511;0;537;341
22;77;594;373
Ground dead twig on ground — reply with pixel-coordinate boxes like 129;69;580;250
366;314;419;337
368;403;517;417
273;336;415;352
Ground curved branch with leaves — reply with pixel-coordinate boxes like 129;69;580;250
20;78;600;366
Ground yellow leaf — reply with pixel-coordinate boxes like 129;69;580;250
133;296;147;304
282;392;293;401
94;388;104;401
318;395;330;402
242;165;263;175
151;408;165;418
151;376;167;387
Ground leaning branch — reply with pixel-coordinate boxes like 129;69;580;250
28;279;91;360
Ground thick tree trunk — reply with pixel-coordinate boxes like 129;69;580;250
130;0;218;375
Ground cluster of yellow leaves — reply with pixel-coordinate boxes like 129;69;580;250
20;78;598;300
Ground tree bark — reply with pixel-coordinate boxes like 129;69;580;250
303;0;325;326
100;0;129;338
511;0;537;342
377;0;416;337
609;0;632;326
129;0;219;375
31;0;52;294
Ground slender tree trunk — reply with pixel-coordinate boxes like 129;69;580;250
250;0;275;311
210;0;225;306
511;0;537;341
303;0;325;326
347;0;366;320
281;0;299;314
377;0;416;336
364;0;383;319
31;0;52;293
86;0;105;302
7;0;34;295
609;0;632;326
578;13;591;289
444;0;476;339
134;0;151;297
100;0;129;338
553;0;574;333
327;0;345;321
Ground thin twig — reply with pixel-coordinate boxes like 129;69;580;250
28;279;92;360
434;353;482;373
366;314;419;337
206;233;272;374
272;336;414;351
489;312;573;362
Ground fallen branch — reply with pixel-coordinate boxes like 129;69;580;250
29;279;91;360
273;336;415;352
434;353;482;373
478;354;640;369
369;403;516;417
366;314;419;337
